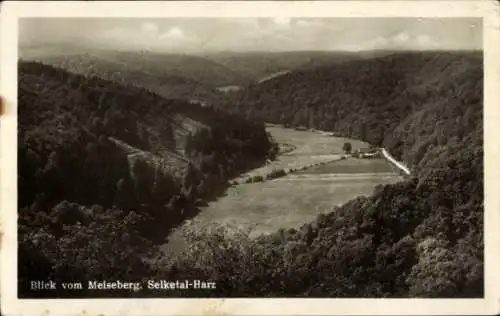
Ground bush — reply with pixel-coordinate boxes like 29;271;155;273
266;169;287;180
253;175;264;182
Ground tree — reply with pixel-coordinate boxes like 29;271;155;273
159;123;176;150
342;142;352;155
116;178;135;210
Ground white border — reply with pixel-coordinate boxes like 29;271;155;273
1;1;500;315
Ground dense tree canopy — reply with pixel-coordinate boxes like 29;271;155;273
221;51;482;154
167;51;484;298
18;61;274;297
18;49;484;299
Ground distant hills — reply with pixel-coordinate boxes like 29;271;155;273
202;50;391;81
19;45;252;101
222;51;483;170
19;44;395;102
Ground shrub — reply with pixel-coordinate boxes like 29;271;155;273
266;168;287;180
253;175;264;182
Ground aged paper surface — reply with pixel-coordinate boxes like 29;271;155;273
1;1;499;315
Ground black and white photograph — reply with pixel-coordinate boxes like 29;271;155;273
1;1;500;315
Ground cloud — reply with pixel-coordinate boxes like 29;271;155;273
232;19;261;30
342;31;442;51
160;27;184;39
393;32;410;44
141;22;159;34
96;23;194;51
273;17;291;29
295;19;327;29
296;20;313;28
340;36;388;51
371;37;390;48
416;34;438;48
100;26;129;39
21;18;480;53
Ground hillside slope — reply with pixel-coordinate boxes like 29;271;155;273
223;51;482;167
20;45;253;101
18;61;274;297
167;51;484;298
204;50;389;81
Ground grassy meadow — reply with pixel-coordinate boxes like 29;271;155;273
163;126;401;255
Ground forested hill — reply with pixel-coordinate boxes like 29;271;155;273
18;61;275;297
167;51;484;298
203;50;390;81
222;51;482;170
20;46;253;101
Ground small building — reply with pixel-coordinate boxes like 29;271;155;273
360;152;381;159
354;148;382;159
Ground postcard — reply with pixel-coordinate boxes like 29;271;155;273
1;1;499;315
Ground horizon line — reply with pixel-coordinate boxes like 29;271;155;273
19;42;483;55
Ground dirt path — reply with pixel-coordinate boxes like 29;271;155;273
380;148;411;175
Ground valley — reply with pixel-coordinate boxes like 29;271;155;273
159;50;483;298
163;124;402;255
17;44;484;299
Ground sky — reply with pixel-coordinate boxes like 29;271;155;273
19;18;482;53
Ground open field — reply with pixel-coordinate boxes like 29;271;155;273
203;174;399;233
163;172;401;255
297;157;396;175
236;125;368;182
162;125;402;256
266;125;367;155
